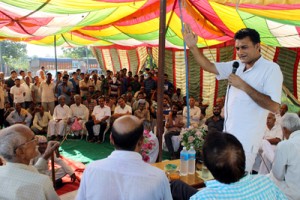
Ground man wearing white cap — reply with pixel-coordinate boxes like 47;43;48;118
31;135;77;185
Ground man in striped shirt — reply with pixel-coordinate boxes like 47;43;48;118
171;131;287;200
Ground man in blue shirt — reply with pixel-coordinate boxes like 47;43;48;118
171;131;287;200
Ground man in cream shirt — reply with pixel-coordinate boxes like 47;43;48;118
0;124;60;200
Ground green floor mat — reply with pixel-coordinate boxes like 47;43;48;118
60;136;171;165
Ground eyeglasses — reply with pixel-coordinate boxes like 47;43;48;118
14;136;38;152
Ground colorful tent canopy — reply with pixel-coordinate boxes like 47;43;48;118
0;0;300;48
1;0;300;111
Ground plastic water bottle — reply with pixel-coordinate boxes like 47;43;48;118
180;147;189;176
188;146;196;174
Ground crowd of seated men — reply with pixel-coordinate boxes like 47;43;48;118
0;67;216;163
0;67;213;140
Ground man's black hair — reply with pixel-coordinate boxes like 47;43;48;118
203;131;246;184
234;28;260;44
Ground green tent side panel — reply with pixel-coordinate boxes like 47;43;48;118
276;48;297;95
217;46;235;97
188;51;201;100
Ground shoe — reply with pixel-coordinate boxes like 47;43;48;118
54;178;64;189
56;135;63;141
49;135;56;141
96;140;103;144
75;135;81;140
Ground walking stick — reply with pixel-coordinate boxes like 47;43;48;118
51;152;56;188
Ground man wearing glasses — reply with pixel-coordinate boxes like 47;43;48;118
0;124;60;200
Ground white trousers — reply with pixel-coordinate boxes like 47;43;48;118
259;140;275;174
252;139;275;174
48;120;66;136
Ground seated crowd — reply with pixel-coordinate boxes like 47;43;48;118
0;67;214;162
0;68;299;200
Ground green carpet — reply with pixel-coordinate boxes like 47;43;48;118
60;135;171;165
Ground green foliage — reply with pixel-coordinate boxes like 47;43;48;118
61;46;93;59
0;40;29;70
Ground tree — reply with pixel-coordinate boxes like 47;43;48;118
0;40;28;71
61;46;93;59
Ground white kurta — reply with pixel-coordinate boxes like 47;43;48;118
48;104;71;136
22;82;33;102
31;153;74;180
40;81;55;103
253;125;283;174
215;57;283;171
183;106;201;127
70;103;89;133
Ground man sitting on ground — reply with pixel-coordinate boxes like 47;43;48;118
0;124;60;200
77;115;172;200
31;135;77;186
171;131;287;200
6;102;32;127
31;105;52;135
270;113;300;200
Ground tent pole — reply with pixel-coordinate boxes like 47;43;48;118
157;0;167;162
178;0;190;127
54;35;58;80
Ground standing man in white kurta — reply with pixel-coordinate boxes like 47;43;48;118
22;76;33;109
183;25;283;172
48;95;71;140
10;78;25;106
